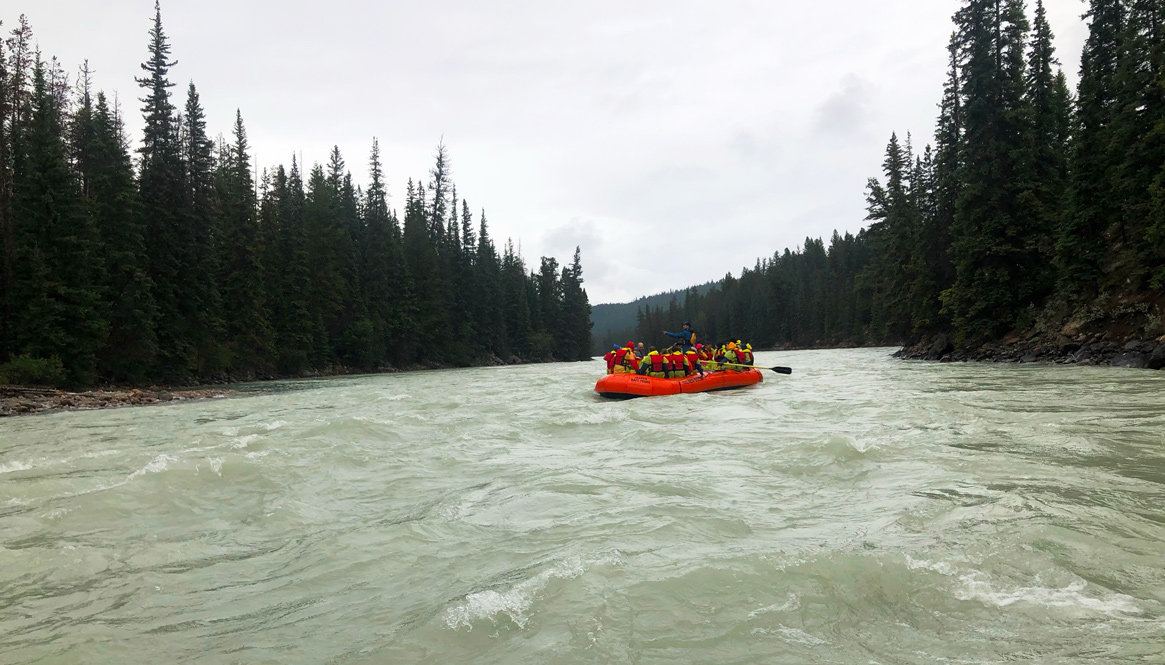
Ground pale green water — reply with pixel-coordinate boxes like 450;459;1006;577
2;348;1165;664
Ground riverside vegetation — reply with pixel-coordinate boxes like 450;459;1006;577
597;0;1164;370
0;5;594;393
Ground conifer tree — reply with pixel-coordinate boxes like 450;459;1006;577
215;110;274;372
0;24;15;361
361;138;395;366
943;0;1035;343
1059;0;1124;295
1017;0;1066;302
12;59;107;387
136;1;192;377
1110;0;1165;286
81;90;158;382
181;82;225;374
274;157;316;372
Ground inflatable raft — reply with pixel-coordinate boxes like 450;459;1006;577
594;369;763;398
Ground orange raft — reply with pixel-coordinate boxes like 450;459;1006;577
594;369;763;398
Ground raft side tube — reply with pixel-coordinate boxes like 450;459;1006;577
594;369;762;398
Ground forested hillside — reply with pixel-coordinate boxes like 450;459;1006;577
617;0;1164;360
0;7;592;389
591;281;716;352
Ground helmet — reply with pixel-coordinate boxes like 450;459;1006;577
695;344;703;350
727;342;736;350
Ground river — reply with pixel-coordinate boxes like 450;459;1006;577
2;348;1164;663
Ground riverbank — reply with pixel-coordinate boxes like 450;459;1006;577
0;353;566;418
0;385;241;417
896;332;1165;369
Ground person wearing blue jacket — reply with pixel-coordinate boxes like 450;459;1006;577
663;321;697;351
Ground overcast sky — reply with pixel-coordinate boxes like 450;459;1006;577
23;1;1088;304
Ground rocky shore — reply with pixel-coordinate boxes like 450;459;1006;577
897;331;1165;370
0;386;239;418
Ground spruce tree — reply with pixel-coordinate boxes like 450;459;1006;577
215;110;274;373
0;26;14;362
181;81;225;374
943;0;1035;344
1017;0;1066;303
82;90;158;382
274;157;316;372
1110;0;1164;286
1059;0;1124;295
361;138;394;366
12;59;107;387
136;1;193;377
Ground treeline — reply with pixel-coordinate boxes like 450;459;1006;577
0;8;592;389
615;0;1164;351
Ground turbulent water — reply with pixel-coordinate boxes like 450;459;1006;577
2;348;1165;664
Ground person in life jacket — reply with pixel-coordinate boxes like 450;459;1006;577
604;346;619;374
684;347;705;377
724;342;743;368
636;347;669;378
662;321;697;351
664;347;691;377
612;341;639;374
740;343;754;366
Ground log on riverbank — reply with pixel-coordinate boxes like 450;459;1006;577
0;386;239;418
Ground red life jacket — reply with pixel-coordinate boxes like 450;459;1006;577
615;348;637;368
685;351;701;370
604;351;616;372
666;353;688;376
649;353;666;374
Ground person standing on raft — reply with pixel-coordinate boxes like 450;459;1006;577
663;321;697;352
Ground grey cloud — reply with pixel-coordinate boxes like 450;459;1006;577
814;74;870;137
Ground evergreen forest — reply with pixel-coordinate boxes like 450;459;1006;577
605;0;1164;353
0;7;593;389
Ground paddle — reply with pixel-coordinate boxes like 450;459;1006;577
707;360;793;375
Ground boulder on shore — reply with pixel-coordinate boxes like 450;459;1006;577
925;335;954;361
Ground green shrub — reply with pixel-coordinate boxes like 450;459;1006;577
0;355;66;386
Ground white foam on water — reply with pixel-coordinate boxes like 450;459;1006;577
81;449;121;459
260;420;287;431
127;453;178;481
0;460;34;474
206;457;224;476
42;506;75;520
231;434;261;449
221;427;240;437
956;574;1141;615
905;555;959;577
244;450;271;460
749;594;801;617
5;496;32;506
444;556;589;631
376;394;411;401
777;625;828;646
560;409;629;425
750;624;829;646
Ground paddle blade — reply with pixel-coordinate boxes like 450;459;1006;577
770;366;792;375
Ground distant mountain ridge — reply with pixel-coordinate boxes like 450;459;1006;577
590;281;718;350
